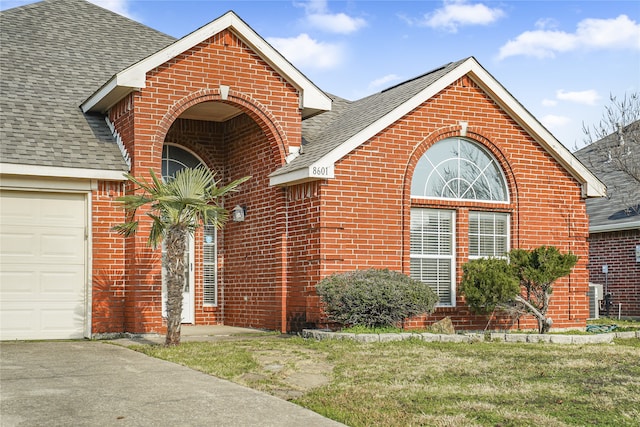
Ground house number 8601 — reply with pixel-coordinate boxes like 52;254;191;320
312;166;329;176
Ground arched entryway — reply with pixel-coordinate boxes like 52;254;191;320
157;96;289;331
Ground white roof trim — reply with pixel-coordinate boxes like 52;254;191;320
0;163;127;181
81;11;331;116
270;164;335;186
590;221;640;233
273;57;605;197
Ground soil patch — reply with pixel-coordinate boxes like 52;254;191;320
239;347;333;400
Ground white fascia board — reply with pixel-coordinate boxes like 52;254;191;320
82;11;330;115
269;163;335;186
81;78;119;113
465;60;606;198
590;221;640;233
0;163;127;181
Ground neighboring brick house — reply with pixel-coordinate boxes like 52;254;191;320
575;122;640;319
0;0;605;340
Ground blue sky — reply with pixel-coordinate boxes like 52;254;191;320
3;0;639;150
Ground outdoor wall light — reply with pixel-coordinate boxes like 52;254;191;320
232;205;247;222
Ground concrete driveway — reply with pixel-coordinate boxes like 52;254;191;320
0;341;344;427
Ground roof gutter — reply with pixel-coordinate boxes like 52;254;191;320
590;221;640;234
0;163;127;181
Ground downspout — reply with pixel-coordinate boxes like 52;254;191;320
567;213;572;321
281;187;289;333
220;199;225;325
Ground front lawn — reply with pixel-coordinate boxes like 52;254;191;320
132;336;640;426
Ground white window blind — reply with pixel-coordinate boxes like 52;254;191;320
410;208;455;306
469;211;509;258
203;225;217;306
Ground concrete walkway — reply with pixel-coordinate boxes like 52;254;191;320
0;340;345;427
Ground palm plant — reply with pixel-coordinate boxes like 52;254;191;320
114;166;249;346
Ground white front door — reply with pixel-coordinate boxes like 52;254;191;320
162;235;195;324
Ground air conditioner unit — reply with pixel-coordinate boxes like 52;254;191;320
588;283;604;319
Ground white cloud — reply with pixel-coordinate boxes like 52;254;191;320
89;0;134;19
542;99;557;107
556;89;600;106
420;0;505;33
307;12;366;34
498;15;640;60
297;0;366;34
368;74;402;91
534;18;559;31
541;114;571;129
267;34;344;70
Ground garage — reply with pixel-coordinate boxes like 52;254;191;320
0;190;87;340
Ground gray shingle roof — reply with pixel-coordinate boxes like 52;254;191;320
0;0;174;171
574;121;640;231
274;59;468;176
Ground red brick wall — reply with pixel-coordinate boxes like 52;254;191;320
587;229;640;318
91;181;126;333
217;114;286;331
309;76;590;331
285;182;323;330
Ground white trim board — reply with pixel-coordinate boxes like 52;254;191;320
0;163;127;182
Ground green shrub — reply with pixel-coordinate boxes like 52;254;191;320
460;258;520;314
460;246;578;333
316;268;438;328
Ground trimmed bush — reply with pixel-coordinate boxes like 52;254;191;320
316;268;438;328
460;246;578;333
460;258;520;314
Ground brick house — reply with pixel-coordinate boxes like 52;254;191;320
575;122;640;319
0;0;605;340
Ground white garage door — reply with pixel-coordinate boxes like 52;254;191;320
0;190;87;340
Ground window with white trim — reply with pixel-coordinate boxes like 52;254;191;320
469;211;510;258
410;209;455;306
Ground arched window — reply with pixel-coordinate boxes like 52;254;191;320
411;137;508;202
162;144;204;181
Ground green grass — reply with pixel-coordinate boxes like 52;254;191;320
132;336;640;427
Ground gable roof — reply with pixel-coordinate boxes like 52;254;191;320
0;0;174;179
81;11;331;118
574;121;640;232
271;57;606;200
